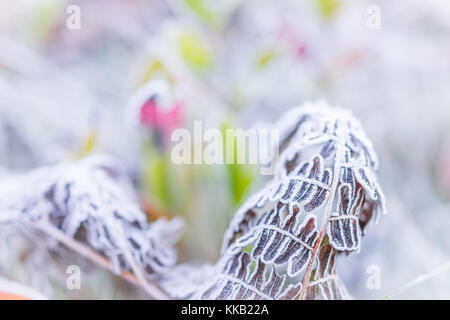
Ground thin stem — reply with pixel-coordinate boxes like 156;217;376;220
114;223;169;300
298;138;345;299
379;261;450;300
34;221;169;299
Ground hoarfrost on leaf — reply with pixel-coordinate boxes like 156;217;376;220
0;101;385;300
0;155;184;284
197;101;386;300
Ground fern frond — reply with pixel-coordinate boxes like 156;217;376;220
206;100;385;300
0;155;184;298
196;252;302;300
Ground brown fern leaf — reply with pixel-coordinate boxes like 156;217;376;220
212;100;386;300
304;244;351;300
230;204;318;277
0;156;183;280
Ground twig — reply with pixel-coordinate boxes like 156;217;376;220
34;221;169;299
114;223;170;300
298;138;345;299
379;261;450;300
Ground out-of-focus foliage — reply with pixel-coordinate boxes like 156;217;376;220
317;0;340;20
177;30;212;72
220;123;256;206
0;0;449;299
184;0;219;27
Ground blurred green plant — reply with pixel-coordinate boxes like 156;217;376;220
221;123;256;207
75;132;97;159
142;146;172;210
184;0;219;28
256;48;277;69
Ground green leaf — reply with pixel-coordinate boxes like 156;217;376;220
256;48;277;69
184;0;219;27
316;0;340;20
138;59;174;86
142;146;171;209
221;123;256;206
76;132;97;159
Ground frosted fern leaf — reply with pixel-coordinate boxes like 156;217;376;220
200;100;386;300
196;252;303;300
0;155;184;279
231;204;318;277
304;244;351;300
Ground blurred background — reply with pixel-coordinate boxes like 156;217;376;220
0;0;449;299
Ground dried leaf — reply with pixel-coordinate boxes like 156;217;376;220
305;244;351;300
231;205;318;277
0;155;184;280
196;252;302;300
